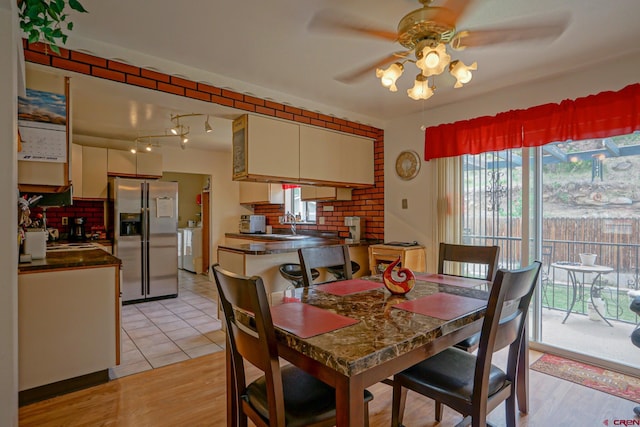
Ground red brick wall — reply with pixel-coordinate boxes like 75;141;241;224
31;200;106;238
23;41;385;240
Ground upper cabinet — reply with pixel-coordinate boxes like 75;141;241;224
71;144;109;199
233;114;299;182
18;69;70;192
299;127;374;187
233;114;374;188
300;185;352;201
108;149;162;178
239;182;284;205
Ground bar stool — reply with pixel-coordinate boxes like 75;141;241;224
327;261;361;280
279;263;319;288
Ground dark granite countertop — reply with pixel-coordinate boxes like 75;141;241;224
18;249;121;274
223;233;380;255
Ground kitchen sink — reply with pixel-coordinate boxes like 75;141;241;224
258;234;311;240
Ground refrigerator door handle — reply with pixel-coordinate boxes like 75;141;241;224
141;181;148;298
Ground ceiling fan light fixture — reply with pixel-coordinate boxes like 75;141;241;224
449;60;477;88
376;62;404;92
407;74;434;101
416;43;450;77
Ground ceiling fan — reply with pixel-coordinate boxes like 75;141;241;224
309;0;568;100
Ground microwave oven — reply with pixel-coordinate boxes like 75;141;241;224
239;215;266;234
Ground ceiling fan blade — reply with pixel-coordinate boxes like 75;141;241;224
308;9;398;42
336;51;410;84
454;19;569;49
428;0;474;28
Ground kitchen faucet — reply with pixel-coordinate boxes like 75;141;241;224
285;211;297;235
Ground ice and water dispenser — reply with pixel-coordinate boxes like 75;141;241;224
120;213;142;236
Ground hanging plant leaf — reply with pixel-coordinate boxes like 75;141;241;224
18;0;87;54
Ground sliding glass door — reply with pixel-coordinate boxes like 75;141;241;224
462;134;640;373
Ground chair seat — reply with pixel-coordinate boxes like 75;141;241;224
396;347;508;402
247;364;373;427
454;332;480;352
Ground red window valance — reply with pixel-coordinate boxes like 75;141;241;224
282;184;300;190
424;83;640;160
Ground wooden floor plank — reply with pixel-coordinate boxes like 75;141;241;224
19;350;639;426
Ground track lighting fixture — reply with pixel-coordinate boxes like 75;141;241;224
204;115;213;133
133;113;212;150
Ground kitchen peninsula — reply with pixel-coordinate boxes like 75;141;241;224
219;233;376;303
18;248;121;405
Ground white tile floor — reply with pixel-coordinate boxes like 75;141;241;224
109;270;225;379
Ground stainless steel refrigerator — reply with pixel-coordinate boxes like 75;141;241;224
113;177;179;304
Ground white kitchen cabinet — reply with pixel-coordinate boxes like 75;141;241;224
136;151;163;177
71;144;108;199
18;265;120;391
300;185;352;201
107;149;136;176
233;114;299;181
82;145;108;198
108;148;163;178
299;126;374;187
239;182;284;205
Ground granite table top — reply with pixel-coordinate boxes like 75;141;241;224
237;275;489;377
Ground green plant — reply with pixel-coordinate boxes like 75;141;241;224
18;0;88;55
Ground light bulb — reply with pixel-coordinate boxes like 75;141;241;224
376;63;404;92
145;145;152;152
425;51;440;68
130;147;137;154
449;60;477;88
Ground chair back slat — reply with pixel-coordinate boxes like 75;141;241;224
298;245;352;286
438;242;501;281
473;261;542;403
211;264;287;425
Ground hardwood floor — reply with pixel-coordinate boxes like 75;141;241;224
20;349;639;426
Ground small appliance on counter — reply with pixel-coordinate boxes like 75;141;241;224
24;229;47;260
239;214;266;234
69;217;87;242
344;216;362;243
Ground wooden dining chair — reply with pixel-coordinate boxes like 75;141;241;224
211;264;373;427
298;245;353;287
439;242;501;353
390;261;542;427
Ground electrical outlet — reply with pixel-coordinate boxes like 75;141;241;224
61;217;68;225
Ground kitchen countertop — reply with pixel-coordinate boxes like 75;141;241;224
18;249;121;274
222;233;380;255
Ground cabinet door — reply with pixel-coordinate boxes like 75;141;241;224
301;185;352;201
82;146;108;199
339;133;374;186
71;143;83;197
247;115;299;180
240;182;284;204
108;149;136;176
136;151;163;177
299;125;340;183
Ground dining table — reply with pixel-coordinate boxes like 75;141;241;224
226;272;528;427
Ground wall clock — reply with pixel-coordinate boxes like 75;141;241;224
395;150;421;180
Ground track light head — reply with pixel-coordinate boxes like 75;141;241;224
205;116;213;133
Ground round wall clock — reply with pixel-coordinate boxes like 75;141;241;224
395;150;421;180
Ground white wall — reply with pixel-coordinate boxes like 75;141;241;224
160;145;243;266
0;3;19;426
384;51;640;270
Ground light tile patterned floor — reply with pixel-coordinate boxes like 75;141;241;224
109;270;224;379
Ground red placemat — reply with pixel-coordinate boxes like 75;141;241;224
314;279;384;296
270;302;359;338
416;273;490;289
392;292;486;320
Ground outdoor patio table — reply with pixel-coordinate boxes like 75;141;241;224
552;262;614;326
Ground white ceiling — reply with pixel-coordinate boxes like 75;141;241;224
24;0;640;151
